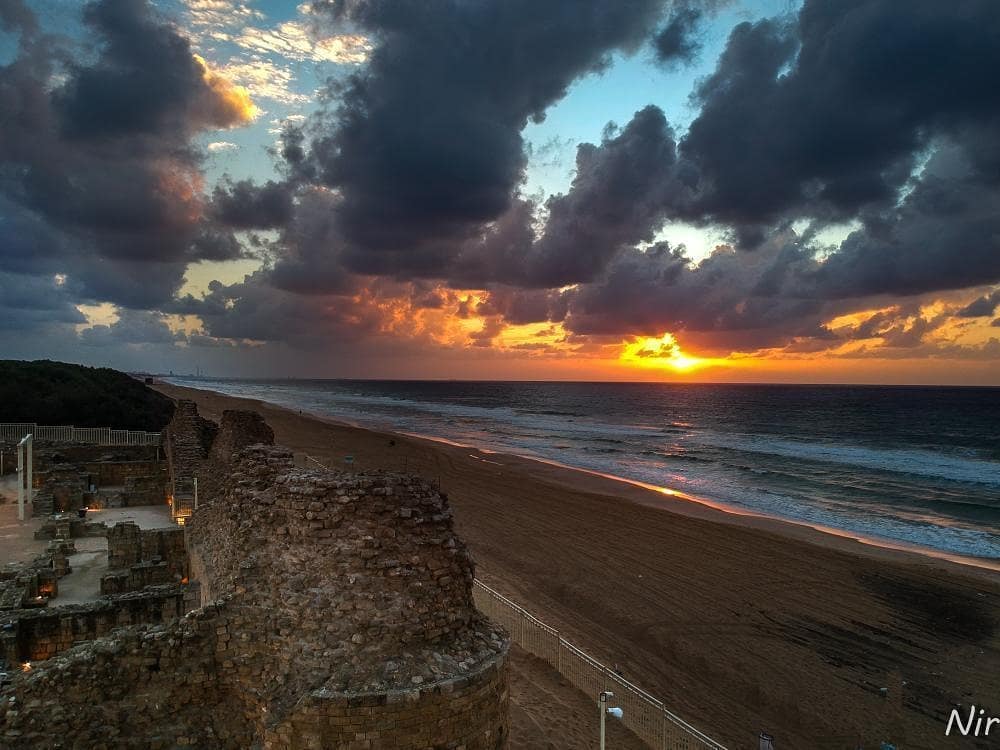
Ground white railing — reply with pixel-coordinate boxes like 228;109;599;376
472;580;727;750
0;423;161;446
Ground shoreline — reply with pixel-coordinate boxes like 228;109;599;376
153;380;1000;747
160;378;1000;580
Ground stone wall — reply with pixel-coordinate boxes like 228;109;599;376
185;446;497;693
33;464;89;515
0;441;16;476
0;607;240;749
33;443;160;473
269;655;509;749
122;473;168;506
194;408;277;503
163;400;219;520
29;445;166;515
164;400;217;489
80;458;164;486
106;522;187;578
0;564;57;612
1;585;188;664
210;410;275;465
0;430;510;749
100;561;173;595
33;515;106;540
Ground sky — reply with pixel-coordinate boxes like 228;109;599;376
0;0;999;384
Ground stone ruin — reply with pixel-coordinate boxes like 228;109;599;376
1;402;510;748
17;442;168;516
164;402;274;523
0;428;191;681
101;523;188;595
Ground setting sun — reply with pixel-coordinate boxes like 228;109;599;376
620;333;716;373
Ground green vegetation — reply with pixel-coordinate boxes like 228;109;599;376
0;360;174;430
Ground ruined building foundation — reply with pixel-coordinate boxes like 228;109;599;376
1;401;510;748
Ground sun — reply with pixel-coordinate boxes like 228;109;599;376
620;333;714;373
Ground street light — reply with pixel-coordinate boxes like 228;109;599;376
599;691;624;749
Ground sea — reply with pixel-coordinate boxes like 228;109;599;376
165;378;1000;561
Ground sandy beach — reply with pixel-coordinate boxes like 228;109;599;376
156;382;1000;749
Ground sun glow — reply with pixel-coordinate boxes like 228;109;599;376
620;333;715;374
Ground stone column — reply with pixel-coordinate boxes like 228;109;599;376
17;437;24;521
26;434;32;511
17;434;33;521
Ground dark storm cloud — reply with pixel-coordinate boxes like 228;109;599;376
304;0;669;257
54;0;251;140
266;189;357;295
561;238;829;353
78;309;183;346
4;0;999;366
482;0;1000;347
0;271;85;332
652;5;703;67
173;269;384;348
0;0;252;315
236;0;682;302
0;0;35;34
442;0;998;303
468;317;505;347
680;0;1000;233
801;144;1000;299
474;287;567;327
958;291;1000;319
522;106;681;287
451;106;685;289
209;179;295;230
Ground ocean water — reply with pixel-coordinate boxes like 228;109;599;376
166;378;1000;559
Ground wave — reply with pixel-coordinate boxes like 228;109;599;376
690;432;1000;487
166;377;1000;560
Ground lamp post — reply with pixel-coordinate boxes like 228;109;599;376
599;691;624;750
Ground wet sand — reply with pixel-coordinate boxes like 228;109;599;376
156;382;1000;749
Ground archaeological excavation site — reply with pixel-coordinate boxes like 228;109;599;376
0;400;510;748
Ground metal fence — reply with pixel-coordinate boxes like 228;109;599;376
0;423;161;446
472;580;727;750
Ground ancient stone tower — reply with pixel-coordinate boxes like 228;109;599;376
1;405;510;749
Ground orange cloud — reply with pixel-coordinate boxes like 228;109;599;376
193;54;259;127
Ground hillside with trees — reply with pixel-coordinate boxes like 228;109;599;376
0;360;174;430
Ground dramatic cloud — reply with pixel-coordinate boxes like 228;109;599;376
0;0;35;34
210;179;296;229
679;0;1000;234
515;106;681;287
55;3;255;138
959;290;1000;319
78;309;183;346
652;5;704;67
0;0;256;312
304;0;669;256
2;0;999;378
